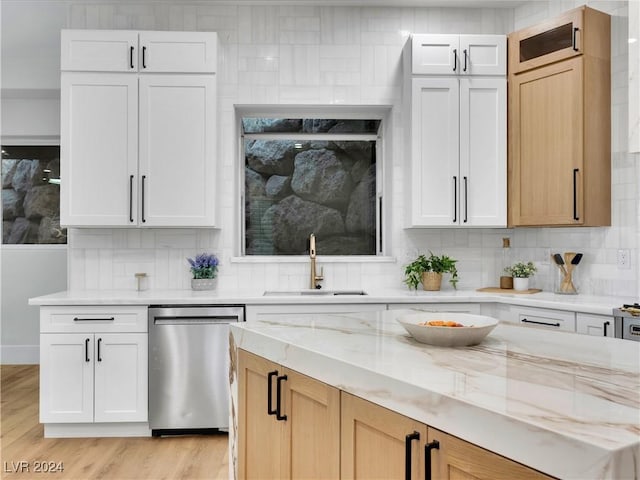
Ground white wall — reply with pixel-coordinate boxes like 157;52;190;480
1;1;69;364
1;2;635;317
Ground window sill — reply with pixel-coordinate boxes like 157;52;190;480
230;255;397;264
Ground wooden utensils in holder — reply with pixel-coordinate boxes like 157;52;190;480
551;252;582;294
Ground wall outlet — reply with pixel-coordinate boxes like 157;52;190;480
617;249;631;269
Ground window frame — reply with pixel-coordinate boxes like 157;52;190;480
235;105;392;261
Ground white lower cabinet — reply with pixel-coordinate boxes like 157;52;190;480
40;333;147;423
39;306;148;436
387;303;481;314
246;303;386;322
495;305;575;332
576;313;615;338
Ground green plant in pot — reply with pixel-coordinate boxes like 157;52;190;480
503;261;536;291
404;252;459;291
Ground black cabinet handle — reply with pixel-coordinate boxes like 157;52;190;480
97;338;102;362
452;48;457;72
276;374;287;421
452;176;458;223
405;431;420;480
129;175;134;222
604;321;610;337
129;46;134;69
573;168;579;221
85;338;90;362
142;46;147;68
73;317;114;322
141;175;146;223
522;318;561;328
425;440;440;480
572;27;579;51
267;370;278;416
463;49;468;72
463;176;468;223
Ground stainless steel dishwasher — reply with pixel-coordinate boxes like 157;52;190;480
148;305;244;435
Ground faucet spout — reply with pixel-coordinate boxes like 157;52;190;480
309;233;324;289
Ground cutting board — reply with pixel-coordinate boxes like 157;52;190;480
476;287;542;294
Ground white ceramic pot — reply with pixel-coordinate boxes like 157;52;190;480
512;277;529;291
191;278;217;291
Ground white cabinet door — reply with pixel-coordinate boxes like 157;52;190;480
410;77;459;226
459;77;506;226
576;313;615;338
60;73;138;227
459;35;506;76
139;75;217;227
412;34;459;75
61;30;138;72
139;31;217;73
40;334;94;423
94;333;148;422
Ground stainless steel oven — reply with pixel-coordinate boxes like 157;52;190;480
612;304;640;341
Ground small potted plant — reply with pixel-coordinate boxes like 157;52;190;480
404;252;459;291
504;261;536;291
187;252;219;290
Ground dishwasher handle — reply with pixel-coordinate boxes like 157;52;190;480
154;316;239;325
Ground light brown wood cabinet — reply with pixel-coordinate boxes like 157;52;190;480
236;350;340;480
341;392;555;480
237;350;555;479
508;6;610;227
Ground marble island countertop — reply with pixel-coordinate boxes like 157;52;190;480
230;309;640;479
28;287;634;316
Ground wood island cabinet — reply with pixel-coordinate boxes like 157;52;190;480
237;350;340;480
237;350;556;480
60;29;217;228
508;6;610;227
341;392;554;480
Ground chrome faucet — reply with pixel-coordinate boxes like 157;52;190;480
309;233;324;289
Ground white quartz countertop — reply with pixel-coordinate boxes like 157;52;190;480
28;287;633;315
230;309;640;479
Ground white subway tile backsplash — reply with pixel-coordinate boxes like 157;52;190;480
65;1;634;297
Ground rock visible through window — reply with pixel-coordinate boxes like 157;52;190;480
243;118;380;256
2;146;67;244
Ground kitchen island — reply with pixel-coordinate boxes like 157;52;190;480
229;309;640;479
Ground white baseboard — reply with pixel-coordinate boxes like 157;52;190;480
44;423;151;438
1;345;39;364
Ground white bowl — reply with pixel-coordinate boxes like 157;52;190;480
397;312;498;347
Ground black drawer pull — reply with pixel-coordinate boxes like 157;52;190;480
522;318;560;327
425;440;440;480
267;370;278;416
452;48;457;72
405;431;420;480
141;175;147;223
453;176;457;223
603;320;610;337
85;338;90;362
463;49;468;72
142;46;147;68
573;168;580;221
129;46;134;69
97;338;103;362
572;27;579;51
73;317;115;322
129;175;134;222
276;374;287;421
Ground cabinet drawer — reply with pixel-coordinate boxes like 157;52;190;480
502;306;575;332
62;30;138;72
40;306;147;333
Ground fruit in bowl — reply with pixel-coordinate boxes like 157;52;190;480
397;312;498;347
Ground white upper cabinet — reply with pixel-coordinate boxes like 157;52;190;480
61;30;216;73
60;29;218;228
411;34;505;76
405;33;506;228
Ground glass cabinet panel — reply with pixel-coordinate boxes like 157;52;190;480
519;23;574;62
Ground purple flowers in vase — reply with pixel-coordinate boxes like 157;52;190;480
187;253;219;279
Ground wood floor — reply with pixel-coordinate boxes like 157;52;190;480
1;365;229;479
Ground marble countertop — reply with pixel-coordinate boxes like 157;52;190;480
230;309;640;479
28;287;633;315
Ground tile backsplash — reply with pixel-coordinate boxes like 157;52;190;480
66;1;637;298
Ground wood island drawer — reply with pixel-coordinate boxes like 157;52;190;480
40;306;148;333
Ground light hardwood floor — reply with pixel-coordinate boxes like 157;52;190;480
1;365;229;480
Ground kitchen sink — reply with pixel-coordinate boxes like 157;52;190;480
263;290;368;296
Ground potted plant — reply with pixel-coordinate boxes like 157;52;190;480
404;252;459;291
187;252;219;290
503;261;536;291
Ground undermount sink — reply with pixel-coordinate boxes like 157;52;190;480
263;290;368;296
